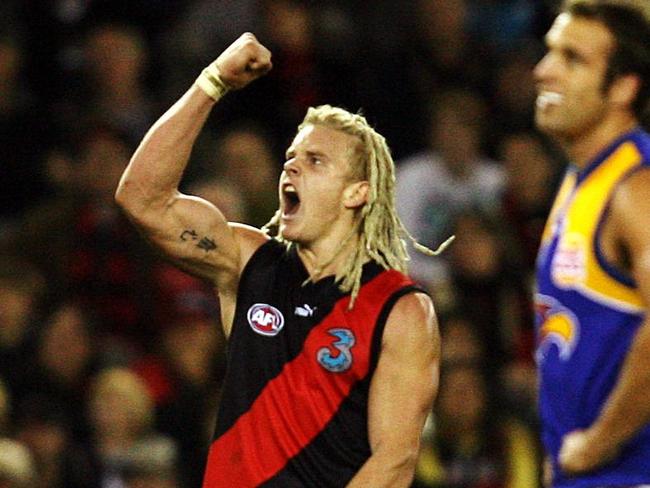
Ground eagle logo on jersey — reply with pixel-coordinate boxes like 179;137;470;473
247;303;285;336
535;294;580;362
317;328;356;373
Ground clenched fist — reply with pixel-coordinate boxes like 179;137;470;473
214;33;272;90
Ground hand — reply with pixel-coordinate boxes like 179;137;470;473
558;429;619;475
215;33;272;90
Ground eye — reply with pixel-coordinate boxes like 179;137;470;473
564;48;583;66
309;155;321;165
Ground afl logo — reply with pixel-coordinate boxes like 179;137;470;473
247;303;285;336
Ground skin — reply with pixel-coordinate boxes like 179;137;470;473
534;13;650;478
116;33;438;487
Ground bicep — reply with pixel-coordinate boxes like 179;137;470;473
128;191;264;283
614;169;650;303
367;292;440;456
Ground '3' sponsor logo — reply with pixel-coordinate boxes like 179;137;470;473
317;328;355;372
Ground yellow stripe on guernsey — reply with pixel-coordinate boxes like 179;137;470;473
552;142;644;312
540;170;577;248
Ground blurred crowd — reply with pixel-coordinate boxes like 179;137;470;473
0;0;567;487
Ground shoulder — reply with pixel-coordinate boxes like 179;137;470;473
383;292;438;345
230;222;271;271
612;167;650;211
610;167;650;251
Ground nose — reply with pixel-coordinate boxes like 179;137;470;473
283;158;300;175
533;52;556;84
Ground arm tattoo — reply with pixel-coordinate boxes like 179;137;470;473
197;237;217;251
180;229;198;241
180;229;217;252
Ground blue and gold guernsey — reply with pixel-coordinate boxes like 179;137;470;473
535;128;650;487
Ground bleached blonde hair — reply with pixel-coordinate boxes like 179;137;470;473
263;105;451;306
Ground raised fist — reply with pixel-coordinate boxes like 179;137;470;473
214;33;272;90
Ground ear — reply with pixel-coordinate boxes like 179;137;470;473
343;180;369;209
608;73;641;109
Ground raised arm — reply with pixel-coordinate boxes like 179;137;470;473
347;292;440;487
559;168;650;473
115;34;272;299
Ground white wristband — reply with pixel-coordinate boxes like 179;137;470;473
195;62;230;101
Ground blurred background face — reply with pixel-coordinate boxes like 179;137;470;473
501;133;555;208
39;303;93;383
0;282;34;346
85;25;146;88
218;129;277;193
263;0;312;51
163;321;219;386
417;0;467;39
441;317;483;363
90;386;135;438
437;366;486;432
78;129;131;201
429;91;486;172
450;214;501;279
89;370;152;440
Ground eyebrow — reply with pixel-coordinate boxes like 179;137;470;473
285;148;330;161
306;150;329;161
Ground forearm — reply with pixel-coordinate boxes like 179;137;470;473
590;320;650;450
116;85;216;210
346;450;417;488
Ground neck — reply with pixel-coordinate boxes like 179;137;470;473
296;229;360;281
561;114;638;169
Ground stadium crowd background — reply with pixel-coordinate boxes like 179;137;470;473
0;0;566;486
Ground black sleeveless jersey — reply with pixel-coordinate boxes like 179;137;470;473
202;239;421;487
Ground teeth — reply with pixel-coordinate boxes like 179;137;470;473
537;91;564;109
284;184;296;193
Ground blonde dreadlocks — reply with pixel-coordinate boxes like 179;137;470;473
262;105;453;307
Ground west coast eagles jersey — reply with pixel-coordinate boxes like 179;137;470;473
535;128;650;487
202;239;422;487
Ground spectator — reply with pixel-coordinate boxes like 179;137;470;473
14;399;92;488
3;123;161;355
413;361;540;487
121;436;179;488
396;88;505;294
0;256;45;397
210;123;280;227
0;438;36;488
85;367;179;488
15;300;100;444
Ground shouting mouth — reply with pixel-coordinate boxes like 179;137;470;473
282;183;301;218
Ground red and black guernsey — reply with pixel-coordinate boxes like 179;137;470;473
202;239;423;487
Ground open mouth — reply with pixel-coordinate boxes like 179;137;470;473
282;183;301;216
536;90;564;110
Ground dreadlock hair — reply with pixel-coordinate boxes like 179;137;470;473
262;105;452;307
